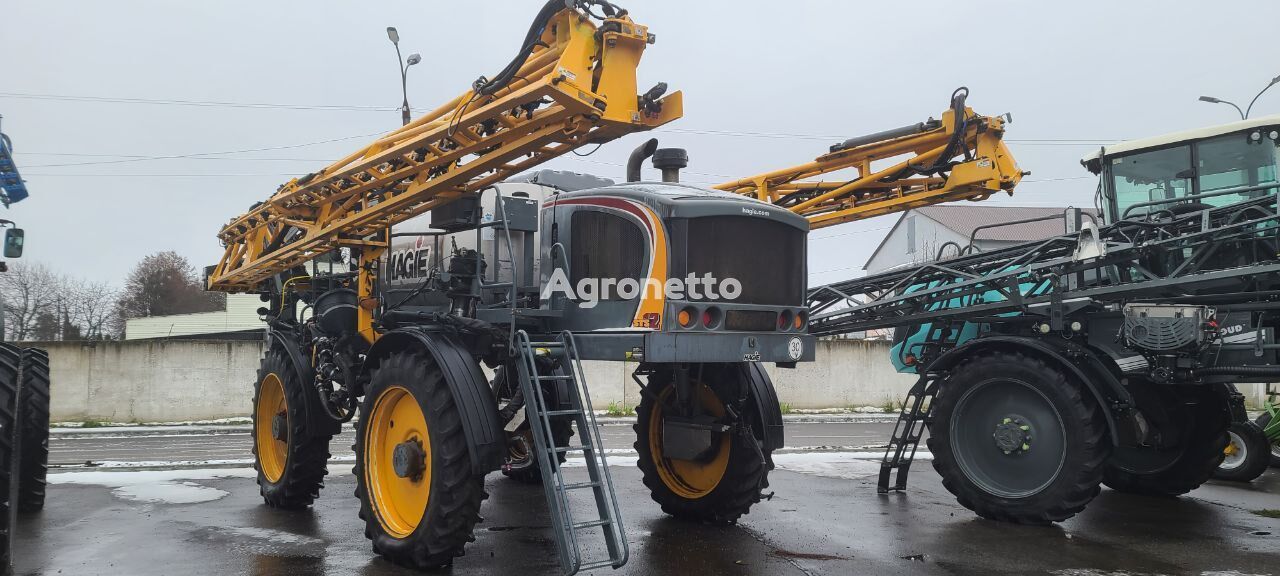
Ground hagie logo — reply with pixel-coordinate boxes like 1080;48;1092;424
741;207;771;217
388;247;430;282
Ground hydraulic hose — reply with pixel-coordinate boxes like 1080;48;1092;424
1194;365;1280;376
473;0;567;96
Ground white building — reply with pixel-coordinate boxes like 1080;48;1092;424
124;294;264;340
863;205;1099;275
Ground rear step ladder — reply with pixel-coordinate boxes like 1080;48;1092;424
514;330;627;575
878;372;939;493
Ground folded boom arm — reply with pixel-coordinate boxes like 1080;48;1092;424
209;1;681;293
715;89;1022;230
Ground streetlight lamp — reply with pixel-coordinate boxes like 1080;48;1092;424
1199;74;1280;120
387;26;421;126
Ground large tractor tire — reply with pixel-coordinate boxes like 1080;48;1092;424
17;348;49;513
927;351;1110;524
1213;421;1271;482
354;350;486;570
634;364;772;524
252;349;334;509
1;345;19;576
1103;386;1230;497
491;365;574;484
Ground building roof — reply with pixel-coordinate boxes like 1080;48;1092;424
1080;113;1280;170
861;205;1099;270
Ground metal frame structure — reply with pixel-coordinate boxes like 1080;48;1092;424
715;88;1023;229
209;5;681;296
807;193;1280;341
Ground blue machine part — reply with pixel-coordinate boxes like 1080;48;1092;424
0;131;30;205
888;269;1055;373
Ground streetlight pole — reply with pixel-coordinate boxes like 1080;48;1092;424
1199;73;1280;120
1245;75;1280;119
386;27;421;126
1198;95;1245;120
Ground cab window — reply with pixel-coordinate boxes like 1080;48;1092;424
1109;145;1192;219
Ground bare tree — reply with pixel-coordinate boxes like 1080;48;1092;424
65;278;119;340
115;251;225;324
0;261;64;341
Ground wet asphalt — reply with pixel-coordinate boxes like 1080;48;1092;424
12;422;1280;576
45;421;897;467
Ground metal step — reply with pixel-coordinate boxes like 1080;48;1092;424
878;373;938;494
515;329;628;576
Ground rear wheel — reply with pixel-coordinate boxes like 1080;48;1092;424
928;351;1109;524
1103;386;1230;497
252;349;333;509
1213;421;1270;482
634;364;771;524
0;344;19;575
17;348;49;513
354;350;485;569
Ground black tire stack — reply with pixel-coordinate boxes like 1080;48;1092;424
17;349;49;513
1;344;19;576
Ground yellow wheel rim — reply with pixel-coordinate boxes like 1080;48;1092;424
255;373;288;483
365;385;431;539
648;382;731;499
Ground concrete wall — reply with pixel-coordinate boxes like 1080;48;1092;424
36;339;1273;423
42;340;266;423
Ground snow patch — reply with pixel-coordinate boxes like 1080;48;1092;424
217;526;324;546
113;482;229;505
772;451;895;479
48;468;256;504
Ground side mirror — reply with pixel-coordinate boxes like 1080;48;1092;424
4;228;23;258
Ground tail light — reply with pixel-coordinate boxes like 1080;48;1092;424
777;310;793;331
794;310;807;330
703;306;722;329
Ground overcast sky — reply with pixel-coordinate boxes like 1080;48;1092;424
3;0;1278;288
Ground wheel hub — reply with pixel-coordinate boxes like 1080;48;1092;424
392;439;426;480
271;412;288;442
992;416;1033;455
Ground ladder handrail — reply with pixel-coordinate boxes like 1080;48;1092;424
514;329;628;575
560;330;628;568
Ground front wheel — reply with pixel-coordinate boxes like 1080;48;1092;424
1213;421;1270;482
634;364;772;524
354;350;485;570
928;351;1110;524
